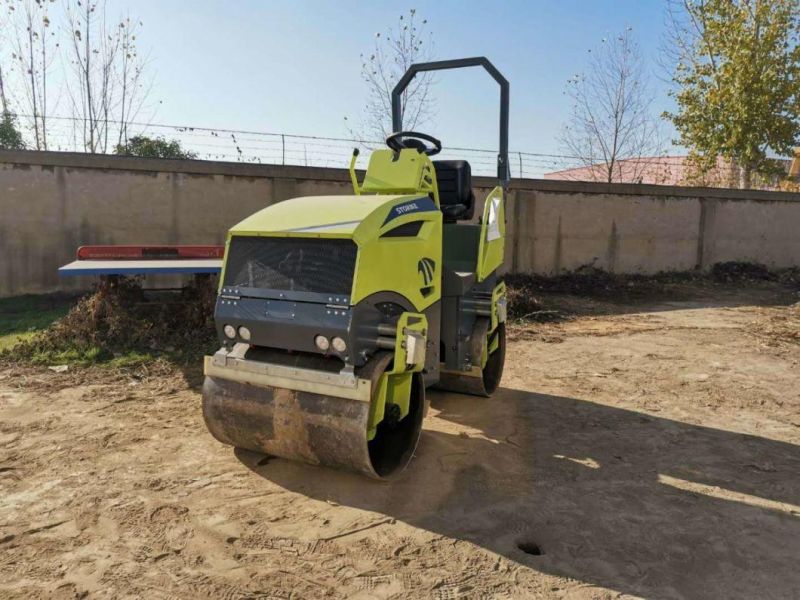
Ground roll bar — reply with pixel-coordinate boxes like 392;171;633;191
391;57;510;188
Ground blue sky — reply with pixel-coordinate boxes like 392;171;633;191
114;1;675;159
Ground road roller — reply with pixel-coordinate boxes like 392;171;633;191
202;57;510;478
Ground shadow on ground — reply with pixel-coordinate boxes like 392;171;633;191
237;387;800;599
505;267;800;320
528;282;799;323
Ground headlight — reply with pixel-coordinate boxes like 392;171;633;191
331;337;347;352
314;335;330;351
238;326;251;341
223;324;236;339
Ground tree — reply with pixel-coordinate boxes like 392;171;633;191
0;111;25;149
65;0;152;153
560;29;664;183
665;0;800;189
115;135;196;159
347;9;435;142
0;4;28;150
0;0;152;153
115;15;150;148
4;0;56;150
0;15;9;116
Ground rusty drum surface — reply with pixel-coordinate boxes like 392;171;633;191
202;352;426;479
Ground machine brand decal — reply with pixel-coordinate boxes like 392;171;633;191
383;197;437;225
418;257;435;286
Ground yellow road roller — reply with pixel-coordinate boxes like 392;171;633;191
202;57;510;478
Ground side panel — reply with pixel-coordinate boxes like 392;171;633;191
351;204;443;311
476;186;506;281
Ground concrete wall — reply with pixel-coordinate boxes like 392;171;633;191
501;181;800;276
1;150;799;297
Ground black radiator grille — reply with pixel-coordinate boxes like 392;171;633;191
223;236;357;295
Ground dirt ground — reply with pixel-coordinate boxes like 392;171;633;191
1;282;799;599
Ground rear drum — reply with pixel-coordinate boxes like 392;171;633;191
435;318;506;397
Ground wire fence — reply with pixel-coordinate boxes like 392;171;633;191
11;113;770;185
19;114;583;178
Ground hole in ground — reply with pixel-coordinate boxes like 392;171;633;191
517;541;543;556
257;456;273;466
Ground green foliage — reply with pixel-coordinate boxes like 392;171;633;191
665;0;800;187
0;112;25;150
115;135;197;160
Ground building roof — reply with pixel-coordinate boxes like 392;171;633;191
544;155;793;189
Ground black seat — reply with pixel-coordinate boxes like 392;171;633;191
433;160;475;222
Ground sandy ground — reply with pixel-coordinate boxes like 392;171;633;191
1;283;799;599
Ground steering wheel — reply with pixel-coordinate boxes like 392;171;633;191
386;131;442;156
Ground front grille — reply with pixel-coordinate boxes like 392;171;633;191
223;236;357;295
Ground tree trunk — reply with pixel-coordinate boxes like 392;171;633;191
726;160;739;189
41;29;47;151
0;65;7;114
739;165;752;189
27;16;41;150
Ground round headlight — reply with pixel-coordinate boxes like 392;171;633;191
314;335;330;351
238;326;251;341
331;336;347;353
223;324;236;339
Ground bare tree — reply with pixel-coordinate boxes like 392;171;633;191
116;15;151;147
0;64;7;114
560;28;664;183
0;4;28;149
347;9;435;142
65;0;114;152
64;0;151;153
0;12;9;114
6;0;57;150
0;18;26;151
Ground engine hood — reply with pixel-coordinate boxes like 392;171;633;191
229;194;437;243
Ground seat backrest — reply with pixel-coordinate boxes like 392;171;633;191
433;160;475;221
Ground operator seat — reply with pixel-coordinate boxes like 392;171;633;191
433;160;475;222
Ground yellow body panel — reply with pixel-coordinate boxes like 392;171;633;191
351;210;442;309
366;311;428;440
230;194;411;236
476;186;506;281
360;149;440;204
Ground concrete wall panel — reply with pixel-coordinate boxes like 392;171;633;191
527;193;702;274
707;200;800;268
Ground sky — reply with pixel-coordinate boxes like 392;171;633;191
1;1;678;173
116;0;675;159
